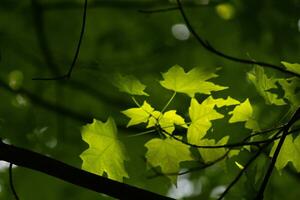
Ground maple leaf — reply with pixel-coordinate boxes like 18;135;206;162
270;134;300;172
122;101;154;127
159;65;228;97
198;136;229;163
147;110;187;134
229;99;260;131
80;117;129;182
145;137;193;183
187;98;224;144
113;73;149;96
247;66;285;106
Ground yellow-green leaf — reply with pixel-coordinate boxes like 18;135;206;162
202;96;240;108
122;101;154;127
113;73;149;96
198;136;229;163
147;110;187;133
80;117;129;182
247;66;285;105
160;65;228;97
229;99;259;130
188;98;224;144
281;61;300;75
145;138;193;183
270;134;300;172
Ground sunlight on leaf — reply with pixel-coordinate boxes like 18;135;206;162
188;98;224;144
80;117;129;182
122;101;155;127
281;61;300;75
198;136;229;163
202;96;240;108
270;134;300;172
229;99;260;131
147;110;187;133
145;137;193;183
160;65;228;97
247;66;285;105
113;73;149;96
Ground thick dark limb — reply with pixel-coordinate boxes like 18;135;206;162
0;141;173;200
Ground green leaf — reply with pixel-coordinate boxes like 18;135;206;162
145;138;193;183
159;65;228;97
229;99;260;131
187;98;224;144
281;61;300;75
247;66;285;105
147;110;187;133
278;77;300;111
270;134;300;172
113;73;149;96
202;96;240;108
80;117;129;182
122;101;154;127
198;136;229;163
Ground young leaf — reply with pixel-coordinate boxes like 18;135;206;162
278;77;300;111
198;136;229;163
122;101;155;127
145;138;193;183
281;61;300;75
202;96;240;108
187;98;224;144
270;134;300;172
147;110;187;133
159;65;228;97
247;66;285;105
80;117;129;182
229;99;260;130
113;73;149;96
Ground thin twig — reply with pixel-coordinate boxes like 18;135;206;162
175;0;300;78
9;163;20;200
33;0;88;80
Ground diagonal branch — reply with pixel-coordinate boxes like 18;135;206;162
255;107;300;199
175;0;300;78
0;141;173;200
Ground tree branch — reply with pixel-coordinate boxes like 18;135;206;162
175;0;300;78
0;141;173;200
33;0;88;80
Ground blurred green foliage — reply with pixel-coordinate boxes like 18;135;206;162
0;0;299;199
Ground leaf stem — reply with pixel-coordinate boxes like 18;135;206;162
160;92;176;114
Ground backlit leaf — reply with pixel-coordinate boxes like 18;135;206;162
187;98;224;144
159;65;228;97
147;110;187;133
122;101;154;127
145;138;193;183
113;73;149;96
80;117;129;182
198;136;229;163
247;66;285;105
270;134;300;172
281;61;300;75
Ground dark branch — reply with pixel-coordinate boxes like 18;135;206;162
9;163;20;200
175;0;300;78
33;0;88;80
0;141;173;200
138;6;179;14
255;107;300;199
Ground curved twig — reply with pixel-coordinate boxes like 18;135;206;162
33;0;88;80
175;0;300;78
